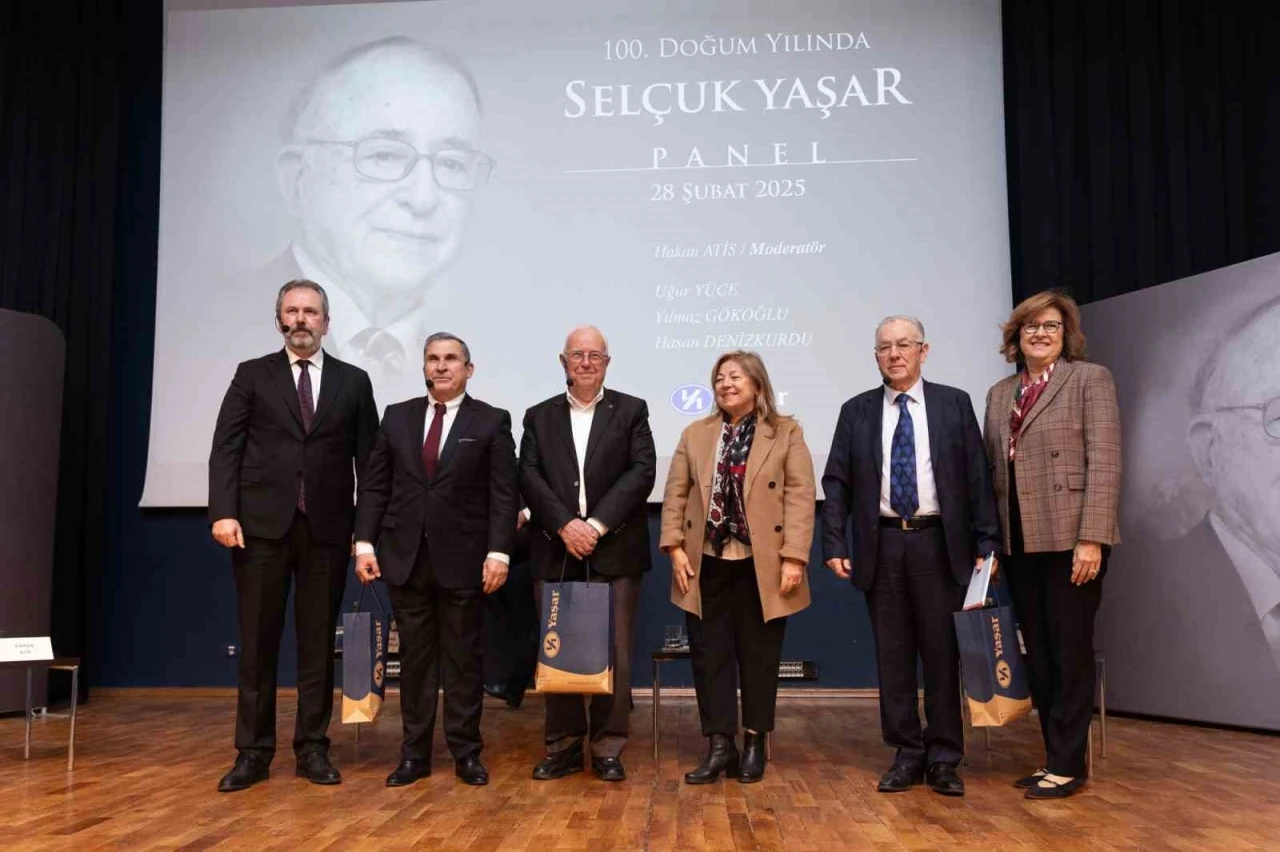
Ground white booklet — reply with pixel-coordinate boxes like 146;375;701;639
962;553;996;611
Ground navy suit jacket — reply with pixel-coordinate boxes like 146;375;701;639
354;394;518;589
820;380;1000;590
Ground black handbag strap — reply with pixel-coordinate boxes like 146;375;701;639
355;582;390;614
558;553;592;584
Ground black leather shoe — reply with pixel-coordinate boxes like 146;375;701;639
455;756;489;786
1013;768;1048;789
295;751;341;785
685;734;740;785
927;763;965;796
532;740;584;780
592;756;626;782
1024;776;1086;799
386;758;431;787
877;762;924;793
502;684;526;709
737;731;766;783
217;753;269;793
483;681;508;700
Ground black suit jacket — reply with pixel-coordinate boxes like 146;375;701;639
354;394;518;589
820;380;1000;590
517;389;656;580
208;348;379;544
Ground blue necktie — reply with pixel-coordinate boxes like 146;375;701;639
889;393;918;519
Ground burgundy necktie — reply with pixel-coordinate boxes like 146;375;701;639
422;402;446;479
296;360;315;511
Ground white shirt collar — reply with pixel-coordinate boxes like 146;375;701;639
287;347;324;370
427;391;466;412
884;376;924;406
567;387;606;411
1211;513;1280;621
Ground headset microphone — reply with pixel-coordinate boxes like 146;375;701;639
425;378;435;389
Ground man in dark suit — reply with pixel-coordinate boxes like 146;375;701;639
353;332;518;787
821;316;999;797
518;325;656;782
208;279;379;792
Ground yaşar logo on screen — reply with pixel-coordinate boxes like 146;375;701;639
671;384;713;416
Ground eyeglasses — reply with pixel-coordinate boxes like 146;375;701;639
305;137;496;189
566;350;608;365
1212;397;1280;440
1022;321;1064;335
875;341;924;356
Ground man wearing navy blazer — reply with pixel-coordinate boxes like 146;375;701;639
208;279;379;792
353;332;517;787
517;325;656;782
821;316;999;797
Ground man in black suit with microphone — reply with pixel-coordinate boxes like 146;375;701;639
208;279;379;792
821;316;999;797
518;324;656;782
353;332;517;787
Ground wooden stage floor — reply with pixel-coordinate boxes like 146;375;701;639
2;691;1279;850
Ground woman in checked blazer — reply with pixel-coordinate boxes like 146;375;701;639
983;289;1121;800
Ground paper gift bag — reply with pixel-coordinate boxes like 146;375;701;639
535;576;614;695
341;584;390;724
954;603;1033;726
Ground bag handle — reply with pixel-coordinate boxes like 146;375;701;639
355;582;390;614
557;552;593;584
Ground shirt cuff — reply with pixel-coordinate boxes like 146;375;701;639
354;541;375;556
521;507;531;522
486;552;510;565
587;517;608;536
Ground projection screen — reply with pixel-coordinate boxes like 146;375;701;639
144;0;1011;505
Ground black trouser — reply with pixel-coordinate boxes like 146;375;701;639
1007;463;1104;778
388;542;485;762
232;511;348;762
866;525;966;768
686;556;787;736
483;556;538;694
536;570;641;759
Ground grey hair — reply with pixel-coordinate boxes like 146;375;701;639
563;324;609;354
874;314;926;343
423;331;471;364
275;279;329;320
280;36;482;142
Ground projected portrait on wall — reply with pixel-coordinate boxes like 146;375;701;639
239;36;491;386
1085;258;1280;730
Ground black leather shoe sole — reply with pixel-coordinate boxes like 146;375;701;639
929;779;965;796
386;766;431;787
296;766;341;785
877;769;924;793
532;761;583;781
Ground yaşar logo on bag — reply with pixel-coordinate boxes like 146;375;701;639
544;589;562;658
989;613;1011;687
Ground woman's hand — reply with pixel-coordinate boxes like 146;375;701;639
780;558;804;595
669;547;695;594
1071;540;1103;585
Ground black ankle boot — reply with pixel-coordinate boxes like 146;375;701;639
684;734;739;785
738;731;766;783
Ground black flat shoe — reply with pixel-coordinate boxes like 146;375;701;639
217;753;269;793
592;756;626;782
738;731;766;783
877;762;924;793
1024;776;1086;799
532;740;584;780
684;734;739;785
1013;768;1048;789
455;756;489;786
295;751;341;785
386;758;431;787
927;763;965;796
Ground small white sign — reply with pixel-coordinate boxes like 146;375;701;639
0;637;54;663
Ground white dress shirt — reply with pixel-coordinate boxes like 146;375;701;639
567;388;608;536
356;391;508;564
879;377;940;518
1212;513;1280;670
287;346;323;401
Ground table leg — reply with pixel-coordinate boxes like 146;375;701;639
68;665;79;771
24;667;32;760
652;660;661;760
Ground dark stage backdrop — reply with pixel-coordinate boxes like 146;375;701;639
2;0;1279;694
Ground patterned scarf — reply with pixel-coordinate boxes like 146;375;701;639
707;412;756;555
1008;361;1056;460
